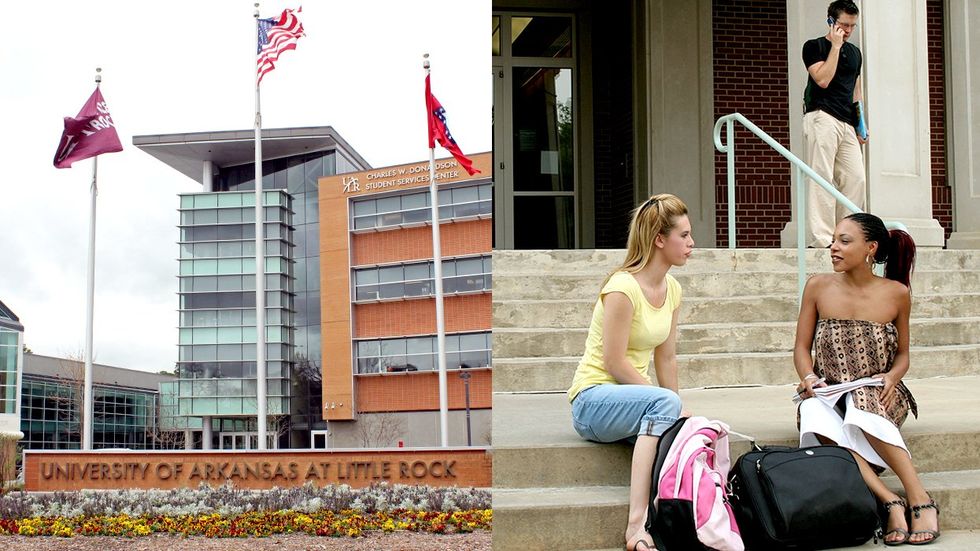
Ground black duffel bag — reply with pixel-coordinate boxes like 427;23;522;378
728;445;880;550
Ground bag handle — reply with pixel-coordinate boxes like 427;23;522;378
727;429;760;451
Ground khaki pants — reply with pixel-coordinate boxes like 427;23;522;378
803;110;866;248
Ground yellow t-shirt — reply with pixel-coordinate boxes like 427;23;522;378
567;271;682;402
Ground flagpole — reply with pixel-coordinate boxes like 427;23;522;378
81;69;102;451
254;3;268;450
424;55;450;448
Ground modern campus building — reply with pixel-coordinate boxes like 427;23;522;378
134;128;491;450
0;300;24;480
492;1;979;250
318;154;493;448
19;354;174;451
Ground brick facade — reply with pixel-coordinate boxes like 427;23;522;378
356;369;492;413
352;219;492;266
354;294;491;338
712;0;793;248
927;0;952;241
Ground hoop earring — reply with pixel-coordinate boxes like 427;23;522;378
865;254;873;267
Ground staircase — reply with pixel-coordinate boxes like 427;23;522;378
492;248;980;550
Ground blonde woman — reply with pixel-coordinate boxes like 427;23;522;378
568;193;694;551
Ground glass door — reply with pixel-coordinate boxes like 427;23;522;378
493;12;578;249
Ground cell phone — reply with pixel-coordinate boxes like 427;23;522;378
827;16;835;26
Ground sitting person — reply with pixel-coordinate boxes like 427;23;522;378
567;193;693;551
794;212;940;546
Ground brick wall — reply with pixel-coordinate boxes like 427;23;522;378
927;0;952;241
713;0;792;247
354;294;491;338
352;219;492;265
356;369;492;413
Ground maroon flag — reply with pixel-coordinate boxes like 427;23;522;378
425;75;479;176
53;87;123;169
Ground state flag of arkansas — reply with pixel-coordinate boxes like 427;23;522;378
53;87;123;169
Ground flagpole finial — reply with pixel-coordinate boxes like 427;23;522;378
254;3;260;18
423;53;430;70
95;67;102;85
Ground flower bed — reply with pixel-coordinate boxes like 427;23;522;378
0;482;491;538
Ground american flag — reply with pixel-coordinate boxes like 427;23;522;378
257;7;305;84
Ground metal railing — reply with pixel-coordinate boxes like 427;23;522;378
713;112;908;301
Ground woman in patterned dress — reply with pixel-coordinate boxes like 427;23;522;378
794;213;940;546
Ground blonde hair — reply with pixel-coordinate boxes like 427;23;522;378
601;193;689;289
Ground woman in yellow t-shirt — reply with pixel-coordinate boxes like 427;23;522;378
568;193;693;551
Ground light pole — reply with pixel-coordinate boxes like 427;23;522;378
459;367;472;447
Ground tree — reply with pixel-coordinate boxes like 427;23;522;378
51;353;87;446
354;411;406;448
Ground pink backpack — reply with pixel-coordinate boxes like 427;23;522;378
647;416;744;551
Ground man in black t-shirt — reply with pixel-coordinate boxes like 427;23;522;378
801;0;866;248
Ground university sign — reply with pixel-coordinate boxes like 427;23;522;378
23;448;491;491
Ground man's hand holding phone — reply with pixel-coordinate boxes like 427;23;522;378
827;18;845;48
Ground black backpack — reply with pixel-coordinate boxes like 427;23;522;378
727;445;881;550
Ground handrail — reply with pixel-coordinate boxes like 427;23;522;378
713;112;908;302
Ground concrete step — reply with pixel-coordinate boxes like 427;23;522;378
492;248;980;276
493;293;980;328
493;473;980;550
492;376;980;491
492;317;980;358
493;269;980;300
492;344;980;393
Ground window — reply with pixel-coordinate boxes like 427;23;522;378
354;331;491;374
350;182;492;231
353;255;491;302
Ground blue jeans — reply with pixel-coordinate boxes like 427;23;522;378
571;384;682;443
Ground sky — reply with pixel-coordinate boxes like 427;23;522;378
0;0;490;373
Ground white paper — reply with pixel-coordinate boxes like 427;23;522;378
792;377;885;405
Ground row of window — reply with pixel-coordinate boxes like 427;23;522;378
214;151;335;195
179;190;290;210
178;257;293;277
178;343;293;363
176;396;289;417
351;183;492;231
179;239;290;260
179;291;293;310
179;308;292;329
176;378;289;398
179;274;291;294
178;206;291;227
180;223;291;243
20;381;158;450
178;326;291;346
353;256;492;301
175;361;291;379
354;332;492;374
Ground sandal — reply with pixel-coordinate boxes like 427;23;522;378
908;498;941;546
626;530;656;551
882;498;909;546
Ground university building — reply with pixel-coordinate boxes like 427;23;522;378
492;1;979;250
133;128;491;449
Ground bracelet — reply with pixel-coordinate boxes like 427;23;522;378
803;374;819;381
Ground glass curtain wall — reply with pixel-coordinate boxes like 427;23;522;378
20;378;159;450
177;190;295;422
0;327;17;414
